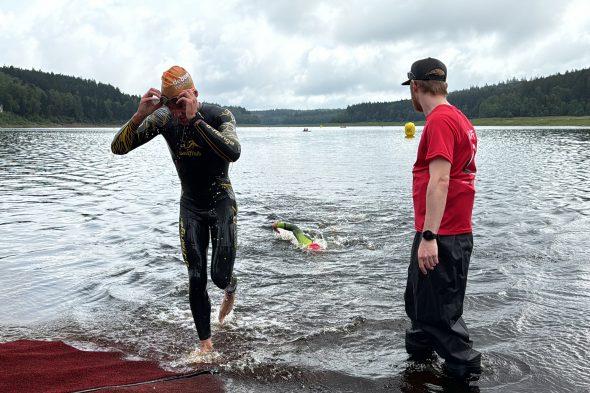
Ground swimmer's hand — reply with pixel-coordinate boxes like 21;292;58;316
272;222;279;233
132;88;162;125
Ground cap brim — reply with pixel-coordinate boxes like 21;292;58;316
401;79;411;85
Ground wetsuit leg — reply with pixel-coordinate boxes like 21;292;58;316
179;205;212;341
209;197;238;292
405;233;481;371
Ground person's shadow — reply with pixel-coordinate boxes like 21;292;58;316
398;358;481;393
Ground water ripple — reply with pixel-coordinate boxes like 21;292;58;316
1;127;589;393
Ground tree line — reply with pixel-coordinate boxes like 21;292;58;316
334;68;590;124
0;66;139;125
1;65;588;126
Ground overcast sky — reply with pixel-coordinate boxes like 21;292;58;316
1;0;588;110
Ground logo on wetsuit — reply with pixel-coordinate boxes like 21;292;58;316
178;139;203;157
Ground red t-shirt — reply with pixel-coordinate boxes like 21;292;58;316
412;104;477;235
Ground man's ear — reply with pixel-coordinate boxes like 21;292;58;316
193;88;199;98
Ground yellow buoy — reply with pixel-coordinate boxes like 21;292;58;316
404;122;415;138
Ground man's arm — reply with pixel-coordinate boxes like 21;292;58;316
192;108;241;162
111;110;168;155
111;120;141;155
418;157;450;274
174;89;240;162
274;222;311;246
111;89;167;155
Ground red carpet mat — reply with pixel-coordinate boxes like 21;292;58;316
0;340;224;393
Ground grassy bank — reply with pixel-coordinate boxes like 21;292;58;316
0;112;120;128
470;116;590;127
347;116;590;127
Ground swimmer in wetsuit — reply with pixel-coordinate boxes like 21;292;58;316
272;221;321;250
111;66;240;353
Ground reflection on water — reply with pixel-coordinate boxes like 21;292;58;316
1;126;589;393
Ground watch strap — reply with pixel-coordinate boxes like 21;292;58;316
422;230;438;241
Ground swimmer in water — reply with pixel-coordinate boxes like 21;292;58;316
272;221;321;250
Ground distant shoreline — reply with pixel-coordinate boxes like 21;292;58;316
1;116;589;128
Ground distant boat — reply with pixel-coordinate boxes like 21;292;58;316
303;128;311;132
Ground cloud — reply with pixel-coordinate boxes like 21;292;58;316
0;0;589;110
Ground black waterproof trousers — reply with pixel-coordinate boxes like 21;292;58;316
404;232;481;373
179;196;237;340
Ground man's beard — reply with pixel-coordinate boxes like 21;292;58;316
411;89;423;112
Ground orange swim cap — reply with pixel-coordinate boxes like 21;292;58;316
161;65;194;98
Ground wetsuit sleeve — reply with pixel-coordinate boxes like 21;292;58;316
277;222;296;232
277;222;312;246
111;109;170;155
191;108;240;162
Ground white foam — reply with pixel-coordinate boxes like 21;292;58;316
155;306;194;329
275;228;328;250
181;347;222;365
312;237;328;250
275;228;298;244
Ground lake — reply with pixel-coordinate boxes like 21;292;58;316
0;126;589;392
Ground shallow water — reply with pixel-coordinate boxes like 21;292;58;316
1;126;589;392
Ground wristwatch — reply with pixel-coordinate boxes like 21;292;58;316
422;230;437;241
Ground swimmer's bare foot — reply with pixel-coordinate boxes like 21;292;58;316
218;290;235;324
200;338;213;353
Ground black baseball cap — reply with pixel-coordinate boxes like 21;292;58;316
401;57;447;85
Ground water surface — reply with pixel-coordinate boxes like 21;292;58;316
1;126;589;392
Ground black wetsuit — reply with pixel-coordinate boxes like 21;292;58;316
111;103;240;341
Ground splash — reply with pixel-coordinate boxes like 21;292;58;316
311;237;327;250
275;228;328;251
183;347;222;365
274;228;298;244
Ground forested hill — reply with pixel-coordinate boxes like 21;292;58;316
331;68;590;124
1;66;589;126
243;68;589;124
0;66;139;125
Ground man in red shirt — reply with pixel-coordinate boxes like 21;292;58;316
401;58;481;377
